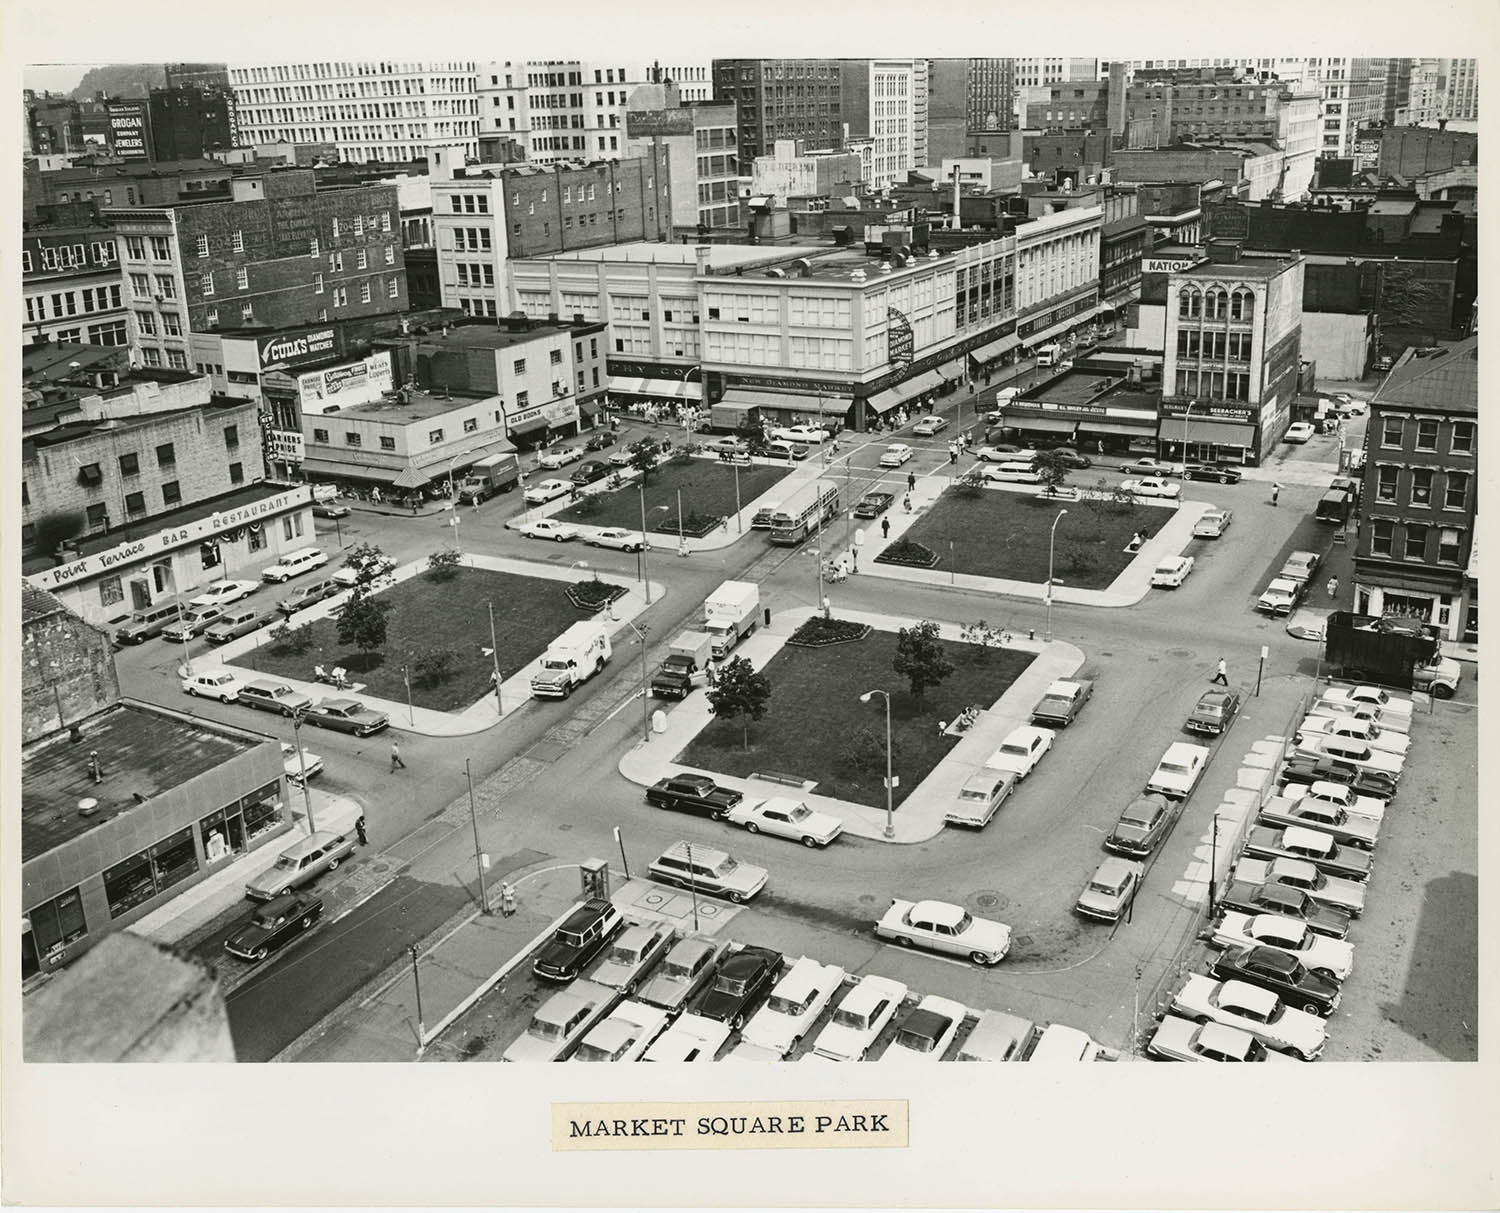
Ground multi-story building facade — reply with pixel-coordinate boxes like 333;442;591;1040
1353;338;1477;642
148;86;236;161
751;141;863;202
24;159;235;222
1159;245;1305;466
623;88;741;234
842;59;929;188
228;61;479;164
1442;57;1479;121
104;172;406;366
22;208;128;348
712;59;844;164
476;61;712;165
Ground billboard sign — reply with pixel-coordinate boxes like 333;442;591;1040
107;102;150;161
297;350;394;413
625;108;695;138
1142;257;1198;274
257;327;341;370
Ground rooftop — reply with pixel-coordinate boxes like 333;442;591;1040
24;393;248;453
22;702;266;862
1372;337;1478;415
411;324;573;353
1175;257;1298;280
536;241;809;272
334;386;496;422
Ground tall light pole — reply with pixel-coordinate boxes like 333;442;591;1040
464;757;490;914
290;709;317;831
642;500;670;603
448;512;463;560
1179;399;1198;469
446;448;475;504
1045;508;1068;642
626;620;651;742
859;689;896;840
676;487;688;557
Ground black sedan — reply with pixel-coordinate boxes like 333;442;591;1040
584;432;617;451
853;491;895;519
1279;755;1397;802
692;945;783;1030
1043;447;1093;469
1103;793;1179;858
302;698;390;736
1183;463;1244;484
645;773;742;819
224;893;323;962
1209;945;1341;1017
1216;880;1352;940
571;460;611;486
313;502;353;519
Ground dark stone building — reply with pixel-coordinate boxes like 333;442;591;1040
712;59;844;162
148;86;235;161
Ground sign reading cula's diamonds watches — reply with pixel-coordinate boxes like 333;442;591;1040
552;1100;907;1151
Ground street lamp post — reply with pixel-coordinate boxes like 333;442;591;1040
290;710;317;831
400;663;414;725
487;602;503;714
464;757;490;914
1045;508;1068;642
409;944;426;1055
859;689;896;840
626;620;651;742
676;487;688;557
1209;812;1222;914
448;512;463;560
1180;399;1198;468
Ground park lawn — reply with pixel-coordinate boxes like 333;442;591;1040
895;488;1171;588
554;457;793;533
678;626;1035;811
240;567;612;712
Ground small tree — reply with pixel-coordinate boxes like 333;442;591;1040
408;644;458;687
630;438;663;486
840;726;890;774
1033;450;1073;495
340;540;393;588
268;619;315;655
953;468;986;498
1110;481;1140;511
959;619;1006;663
706;655;772;751
893;620;954;708
336;586;393;656
427;547;462;581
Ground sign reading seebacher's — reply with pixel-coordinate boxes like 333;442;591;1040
257;327;342;371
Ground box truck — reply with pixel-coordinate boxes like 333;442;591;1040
530;620;613;698
703;580;760;659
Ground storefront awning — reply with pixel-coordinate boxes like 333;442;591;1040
508;414;549;436
717;387;850;416
1075;420;1149;437
1008;416;1077;434
635;377;703;401
1182;419;1255;446
607;376;645;395
391;466;431;489
972;334;1021;362
865;387;904;414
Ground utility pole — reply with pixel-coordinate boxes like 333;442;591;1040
465;758;490;914
488;602;503;713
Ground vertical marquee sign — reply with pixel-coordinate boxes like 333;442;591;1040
887;307;914;369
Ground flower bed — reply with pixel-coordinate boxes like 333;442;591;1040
567;579;627;613
786;617;872;647
874;538;939;568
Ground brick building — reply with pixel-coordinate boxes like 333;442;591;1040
22;204;129;348
23;159;234;223
148;86;236;161
712;59;845;163
1353;338;1478;643
21;584;121;745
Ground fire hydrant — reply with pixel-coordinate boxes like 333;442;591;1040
499;882;517;917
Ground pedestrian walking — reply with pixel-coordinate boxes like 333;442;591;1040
1271;482;1281;507
1327;576;1339;600
390;741;406;772
1097;439;1105;455
881;517;890;539
907;471;917;492
903;494;913;513
471;493;480;512
355;815;368;846
948;442;958;465
499;882;517;917
1211;658;1229;686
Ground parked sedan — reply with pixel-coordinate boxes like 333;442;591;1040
181;670;244;702
1209;912;1354;981
281;743;324;786
1296;714;1410;759
224;892;323;963
302;698;390;736
1193;508;1233;538
1183;463;1243;484
1104;793;1179;858
1318;684;1413;723
569;1000;670;1063
606;448;636;468
517;518;582;542
644;773;742;818
1216;879;1352;940
1147;1016;1292;1063
875;898;1011;965
1120;477;1181;500
692;945;784;1030
588;527;644;552
1074;857;1144;922
1151;555;1195;587
161;605;224;641
882;995;967;1061
571;460;611;486
1284;421;1316;443
770;424;829;445
1243;824;1373;881
1231;856;1367;919
312;502;352;520
1044;447;1092;469
722;796;843;847
740;957;847;1057
523;478;573;505
1256;578;1304;616
879;443;915;467
189;579;260;609
587;920;677;996
853;491;895;518
244;829;357;900
537;445;581;469
1292;736;1404;781
502;981;615;1062
1168;974;1327;1060
1118;457;1179;476
204;607;269;643
1278;755;1397;802
584;431;618;451
1185;688;1241;737
809;974;908;1062
912;415;949;435
637;937;729;1013
1209;945;1341;1017
983;725;1055;781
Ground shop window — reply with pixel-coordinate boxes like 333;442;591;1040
1410;468;1432;505
26;888;87;965
1415;418;1439;451
201;541;222;569
1404;523;1428;560
1370;519;1394;557
248;524;266;552
104;851;159;918
162;481;182;506
1438;528;1462;564
124;491;146;516
200;808;244;864
240;781;285;843
99;574;124;606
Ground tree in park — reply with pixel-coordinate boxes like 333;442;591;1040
335;586;393;656
1033;449;1073;495
893;620;954;708
630;438;663;486
705;656;772;751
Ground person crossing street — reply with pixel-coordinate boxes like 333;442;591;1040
390;741;406;772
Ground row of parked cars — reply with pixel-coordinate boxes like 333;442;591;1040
1143;683;1413;1061
1257;548;1323;617
506;896;1117;1063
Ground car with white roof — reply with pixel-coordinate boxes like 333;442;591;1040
280;742;324;786
1257;578;1304;616
1258;795;1381;851
1025;1023;1119;1062
1209;912;1354;980
536;445;581;469
1193;508;1232;538
770;424;829;445
1120;476;1181;499
945;769;1016;829
879;443;915;467
1243;825;1373;882
501;980;617;1062
809;974;908;1062
983;725;1056;781
161;604;225;641
523;478;573;505
875;898;1011;965
1216;878;1351;940
1167;974;1326;1060
517;517;582;542
1318;684;1413;722
189;579;260;609
1029;678;1093;727
1231;856;1366;918
587;527;644;552
881;995;967;1061
740;956;846;1057
1310;696;1411;735
912;415;949;435
586;920;677;995
721;1042;785;1062
332;554;396;589
1293;735;1404;781
1150;555;1195;588
1285;779;1387;823
1279;550;1322;585
1145;741;1210;799
1296;713;1410;758
722;796;843;847
640;1013;731;1062
1284;421;1316;443
244;828;357;901
954;1009;1037;1062
204;607;271;643
1118;457;1179;476
260;547;329;582
1147;1015;1294;1063
180;669;244;702
568;1000;670;1062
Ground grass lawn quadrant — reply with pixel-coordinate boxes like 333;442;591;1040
892;488;1171;588
554;458;794;533
240;567;606;712
678;625;1036;810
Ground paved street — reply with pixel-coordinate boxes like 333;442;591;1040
110;385;1478;1064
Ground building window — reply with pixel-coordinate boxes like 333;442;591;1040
332;217;340;238
1381;416;1403;447
1403;524;1428;560
103;828;200;918
118;452;140;477
224;424;239;450
1451;421;1475;453
388;278;399;299
429;428;445;444
1438;527;1462;564
161;481;182;506
78;462;103;486
123;492;146;517
329;252;344;273
549;348;562;365
516;390;529;409
163;313;182;336
379;436;396;450
345;432;362;447
228;461;245;485
99;574;126;605
1370;519;1394;556
26;888;87;963
309;238;320;256
513;358;526;375
202;272;214;297
333;287;347;307
1410;468;1433;505
248;524;266;552
156;443;176;469
206;307;219;327
314;272;324;294
236;267;249;290
150;236;171;261
356;249;368;271
1415;418;1439;451
360;281;372;303
195;234;210;258
1376;465;1398;502
155;274;177;299
385;245;395;265
232;230;245;253
125;236;146;260
86;503;108;529
312;428;330;443
463;417;479;433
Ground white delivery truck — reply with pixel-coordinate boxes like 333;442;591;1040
703;580;760;660
459;452;521;502
650;631;714;700
1035;343;1063;367
530;620;613;699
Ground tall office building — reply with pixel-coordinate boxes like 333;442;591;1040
841;58;929;187
1444;57;1479;120
712;59;844;163
476;61;711;166
228;62;480;164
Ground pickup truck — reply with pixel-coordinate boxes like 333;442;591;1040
1029;678;1093;727
649;631;713;700
644;773;743;819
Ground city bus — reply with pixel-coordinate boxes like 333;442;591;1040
767;480;840;545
